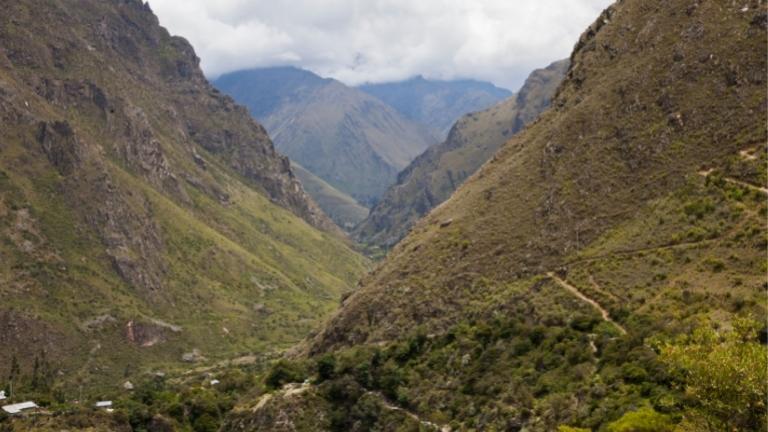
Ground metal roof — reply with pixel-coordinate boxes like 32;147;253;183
2;401;38;414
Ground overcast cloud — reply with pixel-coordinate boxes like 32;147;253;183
148;0;614;91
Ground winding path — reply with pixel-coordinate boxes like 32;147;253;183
546;272;627;335
367;391;449;431
698;169;768;195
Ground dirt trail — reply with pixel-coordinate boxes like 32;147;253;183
546;272;627;335
698;169;768;195
367;391;449;431
739;149;758;161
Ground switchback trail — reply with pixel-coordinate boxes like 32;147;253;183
546;272;628;335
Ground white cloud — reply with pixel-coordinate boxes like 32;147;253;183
147;0;614;91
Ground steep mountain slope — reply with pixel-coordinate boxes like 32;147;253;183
359;76;513;139
356;60;568;249
291;162;369;230
228;0;767;430
0;0;367;391
214;67;437;207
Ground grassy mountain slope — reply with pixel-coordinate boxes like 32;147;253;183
359;76;513;139
356;60;568;249
0;0;368;393
228;0;767;430
291;162;369;230
214;67;438;207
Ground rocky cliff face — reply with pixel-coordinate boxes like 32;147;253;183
355;60;568;249
0;0;366;386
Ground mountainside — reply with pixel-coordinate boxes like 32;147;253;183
229;1;767;430
356;60;569;249
359;76;513;139
214;67;437;208
0;0;368;392
291;162;369;230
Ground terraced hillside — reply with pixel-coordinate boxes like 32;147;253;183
226;1;767;430
0;0;368;394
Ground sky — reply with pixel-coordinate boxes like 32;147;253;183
148;0;614;91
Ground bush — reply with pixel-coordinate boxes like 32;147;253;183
570;314;600;332
264;360;307;390
192;413;219;432
317;354;336;382
605;406;674;432
658;317;767;430
683;200;714;219
558;426;591;432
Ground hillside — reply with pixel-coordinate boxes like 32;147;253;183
214;67;437;207
356;60;569;249
359;76;513;139
291;162;369;230
0;0;368;394
228;0;768;430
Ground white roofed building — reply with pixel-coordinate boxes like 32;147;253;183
2;401;38;414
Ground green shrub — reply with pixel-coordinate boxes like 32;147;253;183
192;413;219;432
683;199;714;219
317;354;336;382
558;426;591;432
605;407;674;432
264;360;308;390
658;317;767;430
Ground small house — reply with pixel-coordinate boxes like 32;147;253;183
2;401;38;415
95;401;113;408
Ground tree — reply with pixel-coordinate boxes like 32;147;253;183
658;317;767;431
7;354;20;397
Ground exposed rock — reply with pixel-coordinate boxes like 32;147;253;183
36;120;82;176
181;348;205;363
125;320;174;347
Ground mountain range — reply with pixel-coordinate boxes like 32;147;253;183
226;0;768;430
359;76;513;139
214;67;437;210
355;59;569;249
1;0;765;431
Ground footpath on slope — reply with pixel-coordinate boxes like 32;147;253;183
698;169;768;195
546;272;628;335
366;391;449;432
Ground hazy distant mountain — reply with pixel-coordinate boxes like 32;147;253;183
359;76;513;138
214;67;437;208
291;162;369;230
356;60;569;249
